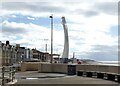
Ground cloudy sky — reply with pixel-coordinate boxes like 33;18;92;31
0;0;119;61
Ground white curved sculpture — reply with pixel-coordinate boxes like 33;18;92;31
61;16;69;63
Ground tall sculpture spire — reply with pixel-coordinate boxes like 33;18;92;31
61;16;69;63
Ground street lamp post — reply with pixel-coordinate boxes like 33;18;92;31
72;52;75;63
44;39;48;52
49;14;53;63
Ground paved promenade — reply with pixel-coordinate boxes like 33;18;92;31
6;71;119;86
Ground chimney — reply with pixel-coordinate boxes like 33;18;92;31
6;41;9;45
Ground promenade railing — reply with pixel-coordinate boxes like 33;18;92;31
0;66;16;86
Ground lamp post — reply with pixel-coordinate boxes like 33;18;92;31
44;39;48;52
49;14;53;63
72;52;75;63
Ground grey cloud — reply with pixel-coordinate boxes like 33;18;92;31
75;9;99;17
75;39;85;45
85;51;118;61
94;2;118;15
2;24;26;35
86;45;118;61
92;45;117;52
74;2;117;17
76;45;118;61
70;35;85;41
2;2;117;17
84;11;99;17
2;2;66;13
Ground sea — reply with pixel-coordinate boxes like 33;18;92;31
98;61;120;66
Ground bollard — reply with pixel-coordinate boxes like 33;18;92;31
77;70;84;76
2;67;5;86
107;74;115;81
117;75;120;83
86;72;92;77
97;72;104;79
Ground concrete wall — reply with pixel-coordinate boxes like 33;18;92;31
21;62;120;74
96;65;109;72
76;64;119;74
77;65;98;72
38;63;67;73
21;62;26;72
52;63;67;73
21;62;39;71
108;66;118;74
21;62;68;73
40;63;52;72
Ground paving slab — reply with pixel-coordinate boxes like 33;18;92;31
15;71;66;79
7;71;120;86
15;76;118;84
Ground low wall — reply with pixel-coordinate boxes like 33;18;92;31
38;63;52;73
76;64;120;74
21;62;68;73
76;65;98;72
21;62;120;74
21;62;39;71
52;63;67;73
38;63;67;73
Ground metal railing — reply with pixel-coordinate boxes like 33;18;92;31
0;66;16;86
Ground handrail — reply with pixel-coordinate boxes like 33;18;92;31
0;66;16;86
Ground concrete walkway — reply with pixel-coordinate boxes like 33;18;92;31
15;71;66;79
7;71;119;86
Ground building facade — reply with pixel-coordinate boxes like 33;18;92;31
0;41;34;66
32;49;49;62
0;41;53;65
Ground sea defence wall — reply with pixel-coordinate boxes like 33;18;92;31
21;62;39;71
76;64;120;83
38;63;67;73
21;62;120;74
21;62;68;73
76;65;119;74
